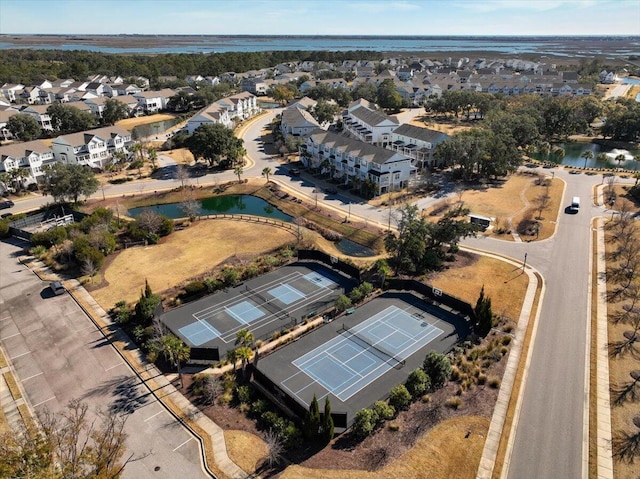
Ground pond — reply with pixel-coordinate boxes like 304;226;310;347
334;238;377;257
534;142;639;169
127;195;292;221
132;117;183;140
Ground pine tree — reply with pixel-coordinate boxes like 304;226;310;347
475;285;493;336
322;397;334;442
304;395;321;441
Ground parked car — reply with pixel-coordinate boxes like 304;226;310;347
0;200;14;209
49;281;65;296
290;168;300;176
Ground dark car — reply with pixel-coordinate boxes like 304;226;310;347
49;281;65;296
0;200;14;210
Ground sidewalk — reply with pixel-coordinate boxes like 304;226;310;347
22;258;251;479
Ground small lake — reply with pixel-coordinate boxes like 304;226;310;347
535;142;639;169
132;117;183;140
335;238;377;257
128;195;292;221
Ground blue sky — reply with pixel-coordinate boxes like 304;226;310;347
1;0;639;36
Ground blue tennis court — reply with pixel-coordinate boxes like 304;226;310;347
178;320;222;346
225;301;265;325
281;306;443;403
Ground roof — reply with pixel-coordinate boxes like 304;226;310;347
52;126;131;147
282;108;321;129
0;140;52;160
349;106;399;127
307;129;407;166
288;96;317;110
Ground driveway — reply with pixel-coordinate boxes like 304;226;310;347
0;238;208;478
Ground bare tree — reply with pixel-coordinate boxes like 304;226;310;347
202;375;223;406
535;189;551;220
136;209;162;235
605;175;617;205
0;399;132;478
612;416;640;464
81;257;98;279
263;429;284;467
175;164;190;189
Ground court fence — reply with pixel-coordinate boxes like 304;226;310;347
8;206;89;240
297;249;361;282
385;278;477;324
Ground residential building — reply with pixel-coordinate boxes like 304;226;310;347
21;105;53;131
186;92;259;133
342;102;399;146
0;139;55;187
133;88;175;114
1;83;25;103
280;108;321;137
301;129;414;196
51;126;132;169
389;124;449;169
241;78;269;96
0;108;18;141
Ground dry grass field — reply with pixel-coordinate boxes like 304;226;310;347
429;254;529;322
162;147;195;164
89;219;296;310
115;113;178;130
281;416;489;479
407;113;474;136
224;430;269;473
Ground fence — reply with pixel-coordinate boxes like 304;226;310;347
199;213;297;233
385;278;477;323
297;249;361;282
9;207;88;241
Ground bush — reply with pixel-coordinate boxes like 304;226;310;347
31;226;68;246
236;384;253;404
406;368;431;399
112;300;132;324
349;288;364;303
351;408;377;440
373;400;395;423
29;245;47;257
445;397;462;410
159;216;174;236
0;219;10;238
184;280;206;297
389;384;411;411
335;294;352;312
488;377;501;389
221;267;240;286
422;351;452;389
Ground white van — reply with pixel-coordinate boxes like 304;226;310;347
570;196;580;212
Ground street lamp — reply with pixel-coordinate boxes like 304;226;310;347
522;252;528;271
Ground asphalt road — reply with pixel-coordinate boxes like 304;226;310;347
0;238;207;478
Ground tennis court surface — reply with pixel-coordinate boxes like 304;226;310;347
253;292;469;428
160;262;355;360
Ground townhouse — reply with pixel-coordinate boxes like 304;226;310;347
186;92;259;134
0;139;55;187
0;108;18;141
133;88;176;114
389;124;449;169
51;126;132;169
301;129;415;196
21;104;53;131
342;100;399;146
280;107;321;137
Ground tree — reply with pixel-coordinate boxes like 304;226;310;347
7;113;42;141
612;416;640;464
41;163;99;203
187;123;241;168
422;351;452;389
335;294;352;312
321;397;334;442
235;329;254;349
376;79;403;111
156;334;190;388
581;150;594;169
262;167;272;183
135;279;161;325
0;399;131;479
135;209;163;237
101;98;130;125
304;394;321;441
475;285;494;336
406;368;431;398
351;408;376;440
263;429;284;467
234;165;243;183
384;204;427;275
47;103;96;133
372;400;395;424
202;375;223;405
235;346;253;377
388;384;411;411
310;99;340;124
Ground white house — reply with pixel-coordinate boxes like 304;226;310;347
280;108;321;137
302;129;414;196
133;89;175;114
21;105;54;131
241;78;269;96
389;124;449;169
1;83;25;103
186;92;259;133
0;108;18;141
0;139;55;187
51;126;132;169
342;102;399;146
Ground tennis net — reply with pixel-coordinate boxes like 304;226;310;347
244;285;287;319
339;325;405;369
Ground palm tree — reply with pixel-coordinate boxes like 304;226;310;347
160;334;191;389
235;346;253;378
226;349;239;371
147;147;158;170
261;167;272;183
581;150;594;169
234;165;243;183
615;154;626;169
612;415;640;464
235;329;254;349
551;146;565;162
537;141;551;159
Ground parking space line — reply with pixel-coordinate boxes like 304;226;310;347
3;332;21;339
172;437;192;451
144;410;164;422
105;363;124;371
10;351;31;360
33;396;55;407
22;372;43;381
0;315;11;321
